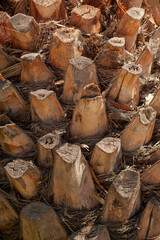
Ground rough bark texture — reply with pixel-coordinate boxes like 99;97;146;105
51;143;98;210
136;39;159;78
5;159;41;199
149;88;160;116
49;27;84;70
37;133;61;168
141;160;160;185
0;11;11;45
71;5;101;34
116;7;145;52
144;0;160;26
20;201;68;240
0;80;26;114
0;191;18;230
0;115;35;156
62;56;99;103
70;84;108;138
30;0;68;21
8;13;40;50
137;197;160;240
101;169;141;223
0;49;13;71
90;137;122;175
21;53;54;84
121;107;156;152
30;89;65;124
107;63;142;107
96;37;125;68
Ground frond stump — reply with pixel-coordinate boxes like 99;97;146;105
71;5;101;34
137;197;160;240
0;49;13;71
30;0;68;21
20;202;68;240
0;115;35;156
90;137;122;175
4;159;41;199
51;143;98;210
37;133;61;168
70;84;108;138
62;56;98;103
101;169;141;223
107;63;142;107
30;89;65;124
21;53;54;84
121;107;156;152
0;11;11;46
49;27;84;70
144;0;160;26
8;13;40;51
116;7;145;52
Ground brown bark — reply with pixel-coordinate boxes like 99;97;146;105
152;26;160;40
20;201;67;240
107;63;142;107
121;107;156;152
70;84;108;138
96;37;125;68
49;27;84;70
0;80;26;114
37;133;61;168
149;88;160;116
8;13;40;51
30;89;65;124
51;143;98;210
0;49;13;71
71;5;101;34
0;191;18;230
136;39;159;78
137;197;160;240
116;7;145;52
141;160;160;185
71;224;111;240
21;53;54;84
30;0;68;21
83;0;104;8
90;137;122;175
0;11;12;46
144;0;160;26
62;56;99;103
4;159;41;199
101;169;141;223
0;115;35;156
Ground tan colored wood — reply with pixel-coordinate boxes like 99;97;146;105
62;56;99;103
71;5;101;34
4;159;41;199
0;191;18;230
20;201;67;240
37;133;61;168
122;0;143;9
70;84;108;138
121;107;156;152
0;49;13;71
144;0;160;26
141;160;160;185
96;37;125;68
21;53;54;84
101;169;141;223
90;137;122;175
0;80;26;114
107;63;142;107
49;27;84;70
30;89;65;124
149;88;160;116
136;39;159;78
0;115;35;156
0;11;11;46
30;0;67;21
72;224;111;240
116;7;145;52
51;143;98;210
137;197;160;240
8;13;40;51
